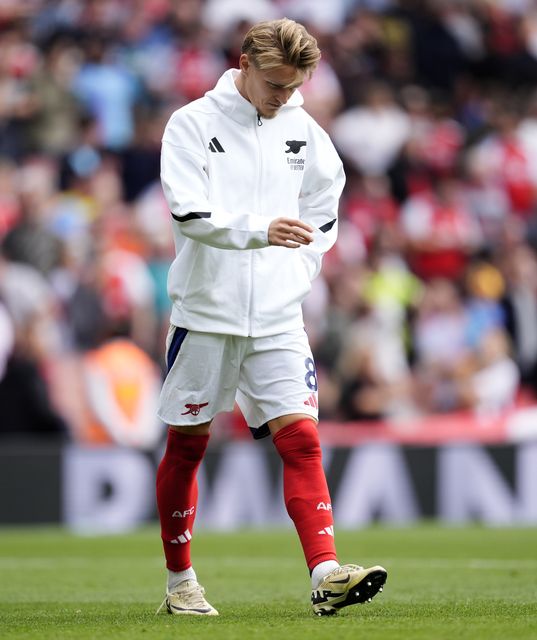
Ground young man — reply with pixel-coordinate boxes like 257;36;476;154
156;18;387;617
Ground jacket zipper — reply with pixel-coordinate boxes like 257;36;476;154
249;113;263;335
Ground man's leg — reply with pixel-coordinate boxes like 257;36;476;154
270;414;387;616
270;415;338;570
156;422;218;615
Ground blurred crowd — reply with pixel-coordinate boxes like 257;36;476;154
2;0;537;445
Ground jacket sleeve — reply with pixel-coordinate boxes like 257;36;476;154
298;127;345;280
161;112;271;250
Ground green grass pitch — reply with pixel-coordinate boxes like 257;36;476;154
1;524;536;639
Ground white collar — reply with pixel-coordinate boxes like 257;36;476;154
205;69;304;127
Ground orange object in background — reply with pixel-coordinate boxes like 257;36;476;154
79;338;162;449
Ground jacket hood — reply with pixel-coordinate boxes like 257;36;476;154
205;68;304;127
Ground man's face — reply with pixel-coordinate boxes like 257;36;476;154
237;54;305;119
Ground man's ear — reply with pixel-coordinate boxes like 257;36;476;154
238;53;250;74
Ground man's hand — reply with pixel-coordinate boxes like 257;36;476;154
268;217;314;248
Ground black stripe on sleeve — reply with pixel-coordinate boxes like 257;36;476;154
319;218;336;233
171;211;212;222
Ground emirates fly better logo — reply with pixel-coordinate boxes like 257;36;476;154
285;140;306;171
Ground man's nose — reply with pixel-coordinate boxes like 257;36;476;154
275;87;293;104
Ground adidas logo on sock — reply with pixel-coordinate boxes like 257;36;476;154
171;529;192;544
318;526;334;536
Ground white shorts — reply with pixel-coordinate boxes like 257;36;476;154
157;326;319;438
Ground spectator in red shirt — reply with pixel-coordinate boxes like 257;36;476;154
400;175;482;281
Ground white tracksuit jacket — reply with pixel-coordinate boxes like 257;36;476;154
161;68;345;337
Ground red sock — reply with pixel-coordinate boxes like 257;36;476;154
156;429;209;571
273;419;337;571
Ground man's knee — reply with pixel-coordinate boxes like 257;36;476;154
169;421;212;436
271;417;321;462
268;413;317;436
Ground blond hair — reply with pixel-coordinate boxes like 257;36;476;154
241;18;321;76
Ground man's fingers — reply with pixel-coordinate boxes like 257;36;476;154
290;227;314;244
268;217;315;247
284;223;313;245
281;231;311;247
287;229;310;246
284;218;314;234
